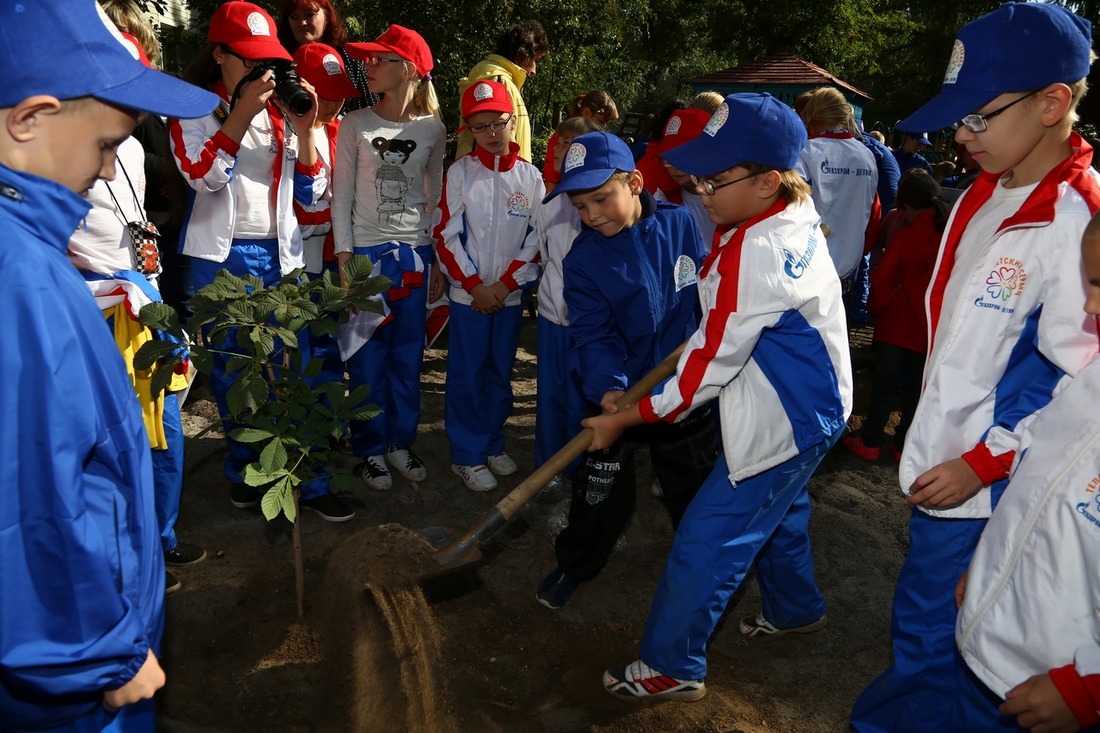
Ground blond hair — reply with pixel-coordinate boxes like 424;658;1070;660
740;161;811;205
798;87;859;135
690;91;725;114
413;76;442;122
99;0;161;69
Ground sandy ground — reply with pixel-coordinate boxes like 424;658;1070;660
158;318;907;733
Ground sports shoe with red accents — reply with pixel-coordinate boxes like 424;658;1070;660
602;659;706;702
841;434;880;461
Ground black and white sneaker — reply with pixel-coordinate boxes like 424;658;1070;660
739;613;828;640
299;493;355;523
386;446;427;482
602;659;706;702
355;455;392;491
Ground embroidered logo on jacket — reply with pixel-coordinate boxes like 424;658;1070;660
973;257;1027;313
674;254;698;292
1075;474;1100;529
506;191;531;216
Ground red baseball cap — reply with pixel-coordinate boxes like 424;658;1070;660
293;43;360;100
346;25;433;78
462;80;512;119
208;1;291;61
659;108;711;155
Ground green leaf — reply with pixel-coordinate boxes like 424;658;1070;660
132;340;179;371
231;427;275;444
137;301;181;333
259;437;288;473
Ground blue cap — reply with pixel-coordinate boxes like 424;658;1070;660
662;93;806;177
0;0;218;119
900;2;1092;132
543;131;636;203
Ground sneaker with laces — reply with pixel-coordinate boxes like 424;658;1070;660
602;659;706;702
487;452;518;476
164;542;206;566
165;571;181;595
386;446;427;482
536;567;579;609
355;455;392;491
229;483;261;509
452;463;497;492
299;493;355;523
841;434;880;461
739;613;828;639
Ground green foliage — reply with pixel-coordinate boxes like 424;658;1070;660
137;256;391;522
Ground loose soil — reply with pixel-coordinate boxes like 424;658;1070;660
158;320;906;733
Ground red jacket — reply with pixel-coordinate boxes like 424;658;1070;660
869;208;940;353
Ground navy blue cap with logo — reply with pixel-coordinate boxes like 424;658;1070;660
899;2;1092;132
0;0;218;119
543;131;636;203
662;93;807;178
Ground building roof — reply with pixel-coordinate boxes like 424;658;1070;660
689;51;872;102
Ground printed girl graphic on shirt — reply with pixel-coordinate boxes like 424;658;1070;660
371;137;417;220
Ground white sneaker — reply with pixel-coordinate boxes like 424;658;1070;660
452;464;498;492
386;446;427;482
487;452;518;476
602;659;706;702
355;455;392;491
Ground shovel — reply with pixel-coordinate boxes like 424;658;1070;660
426;342;686;574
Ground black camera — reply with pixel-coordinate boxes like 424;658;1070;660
241;59;312;116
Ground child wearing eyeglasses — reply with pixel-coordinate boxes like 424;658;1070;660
331;25;446;493
533;130;719;611
432;81;543;491
851;5;1100;732
587;94;851;702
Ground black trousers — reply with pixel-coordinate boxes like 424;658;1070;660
861;342;925;450
554;402;721;581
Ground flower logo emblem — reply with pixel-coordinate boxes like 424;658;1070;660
986;266;1018;301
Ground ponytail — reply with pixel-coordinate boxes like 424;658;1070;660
413;76;442;123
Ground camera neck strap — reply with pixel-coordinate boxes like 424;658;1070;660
103;156;143;227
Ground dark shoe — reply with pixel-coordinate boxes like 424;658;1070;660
536;568;579;609
739;613;828;639
299;493;355;523
603;659;706;702
165;542;206;566
230;483;262;509
165;572;181;595
841;435;880;461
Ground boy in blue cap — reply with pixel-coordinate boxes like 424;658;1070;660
0;1;216;729
534;130;718;609
851;4;1100;731
589;93;852;701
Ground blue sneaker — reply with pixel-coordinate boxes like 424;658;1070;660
536;568;579;609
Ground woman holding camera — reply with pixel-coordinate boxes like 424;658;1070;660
169;2;353;522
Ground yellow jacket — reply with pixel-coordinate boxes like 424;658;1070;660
456;54;531;162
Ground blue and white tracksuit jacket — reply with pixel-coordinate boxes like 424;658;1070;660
562;191;705;406
433;143;543;464
956;355;1100;729
0;164;162;732
852;134;1100;733
523;194;586;465
635;196;851;681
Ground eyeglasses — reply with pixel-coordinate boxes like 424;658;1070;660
365;56;407;67
468;114;513;135
951;91;1038;133
220;46;261;69
691;171;760;196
